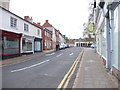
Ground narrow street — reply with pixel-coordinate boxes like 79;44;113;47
2;47;82;88
0;0;120;89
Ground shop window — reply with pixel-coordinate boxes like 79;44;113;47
0;36;2;56
4;37;19;54
22;38;32;51
35;41;40;51
10;17;17;28
24;23;29;32
112;6;119;68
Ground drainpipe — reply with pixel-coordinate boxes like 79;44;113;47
100;29;102;58
106;5;111;70
109;10;114;72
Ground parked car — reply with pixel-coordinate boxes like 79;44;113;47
59;43;65;50
90;43;96;48
64;44;68;48
65;44;70;48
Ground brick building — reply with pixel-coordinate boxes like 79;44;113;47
42;20;53;50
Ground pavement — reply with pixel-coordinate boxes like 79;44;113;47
2;47;82;88
0;49;56;67
73;48;119;89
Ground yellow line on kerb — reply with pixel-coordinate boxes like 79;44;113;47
56;50;84;89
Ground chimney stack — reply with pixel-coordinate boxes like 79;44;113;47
37;22;41;26
46;20;48;22
0;0;10;10
24;16;33;23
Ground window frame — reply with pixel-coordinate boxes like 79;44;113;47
10;17;17;28
24;23;29;32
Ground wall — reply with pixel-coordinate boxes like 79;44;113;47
112;4;119;70
101;20;107;60
1;8;42;39
112;3;120;80
118;4;120;71
59;34;65;44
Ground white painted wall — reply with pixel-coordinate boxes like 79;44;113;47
0;7;42;38
59;34;65;43
52;28;56;42
0;7;42;53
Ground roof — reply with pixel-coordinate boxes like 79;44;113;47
42;20;53;28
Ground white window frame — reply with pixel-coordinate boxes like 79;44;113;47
45;40;47;46
10;17;17;28
24;23;29;32
45;31;47;36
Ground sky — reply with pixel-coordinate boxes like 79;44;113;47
10;0;91;39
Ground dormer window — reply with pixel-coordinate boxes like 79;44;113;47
24;23;29;32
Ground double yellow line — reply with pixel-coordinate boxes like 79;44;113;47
57;49;84;89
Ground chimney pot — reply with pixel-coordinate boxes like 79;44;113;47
24;16;33;23
46;20;48;22
37;22;40;25
24;16;29;20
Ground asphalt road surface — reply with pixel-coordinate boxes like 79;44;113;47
2;47;82;88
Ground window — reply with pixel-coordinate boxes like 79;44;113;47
37;29;40;35
45;31;47;36
50;41;51;47
10;17;17;28
45;40;47;46
24;23;29;32
47;32;49;37
22;38;32;51
0;36;2;55
35;41;40;51
47;41;49;48
4;37;19;54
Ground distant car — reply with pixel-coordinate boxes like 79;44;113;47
66;44;70;48
64;44;68;48
59;43;65;50
90;43;96;48
64;43;70;48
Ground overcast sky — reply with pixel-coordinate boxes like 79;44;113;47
10;0;91;39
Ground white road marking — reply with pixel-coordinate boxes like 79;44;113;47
69;53;74;56
46;53;55;56
56;53;63;57
11;59;50;73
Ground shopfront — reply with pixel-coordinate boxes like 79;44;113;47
1;30;22;59
22;35;34;54
0;30;2;60
112;3;120;80
34;38;42;52
101;22;107;63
